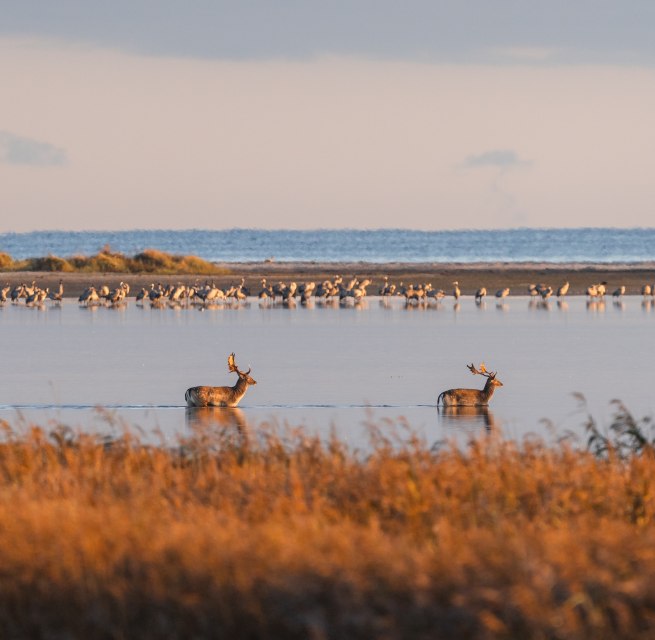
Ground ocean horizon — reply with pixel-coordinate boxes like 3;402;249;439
1;227;655;264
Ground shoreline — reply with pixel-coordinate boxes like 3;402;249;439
3;261;655;298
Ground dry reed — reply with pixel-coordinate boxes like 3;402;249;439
0;415;654;638
1;247;228;275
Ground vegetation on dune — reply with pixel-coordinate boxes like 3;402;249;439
0;252;13;270
0;246;228;275
0;406;655;638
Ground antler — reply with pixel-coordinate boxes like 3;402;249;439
467;362;496;378
228;353;252;376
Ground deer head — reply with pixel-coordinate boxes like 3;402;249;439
227;353;257;386
467;362;503;387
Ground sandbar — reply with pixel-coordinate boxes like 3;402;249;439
3;261;655;298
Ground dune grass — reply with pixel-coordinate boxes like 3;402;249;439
0;409;654;638
0;247;228;275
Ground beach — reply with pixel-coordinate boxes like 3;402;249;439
4;261;655;298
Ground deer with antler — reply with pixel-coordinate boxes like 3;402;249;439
185;353;257;407
437;363;503;406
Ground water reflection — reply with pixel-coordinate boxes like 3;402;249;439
437;405;497;432
185;407;250;446
586;299;606;313
613;300;626;311
8;294;646;315
529;299;551;311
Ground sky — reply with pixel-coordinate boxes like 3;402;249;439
2;1;655;231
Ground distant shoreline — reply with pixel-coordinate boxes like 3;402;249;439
4;261;655;298
3;228;655;265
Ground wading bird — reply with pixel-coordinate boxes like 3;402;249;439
612;285;626;298
47;279;64;303
557;282;570;297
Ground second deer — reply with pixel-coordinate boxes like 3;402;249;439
185;353;257;407
437;363;503;406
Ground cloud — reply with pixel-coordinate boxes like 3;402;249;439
463;149;530;170
1;1;655;65
0;131;67;166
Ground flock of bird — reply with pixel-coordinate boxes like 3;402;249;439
0;280;65;306
1;276;654;309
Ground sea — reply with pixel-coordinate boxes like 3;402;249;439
1;227;655;263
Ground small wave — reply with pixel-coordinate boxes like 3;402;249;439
1;403;436;411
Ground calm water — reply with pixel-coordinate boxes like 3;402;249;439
2;228;655;263
1;296;653;447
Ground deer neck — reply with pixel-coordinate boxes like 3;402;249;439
231;376;249;399
482;378;497;401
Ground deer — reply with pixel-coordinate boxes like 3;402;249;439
437;363;503;407
185;353;257;407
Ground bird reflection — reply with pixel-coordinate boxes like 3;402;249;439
184;407;250;445
586;299;606;313
529;299;551;311
437;405;497;432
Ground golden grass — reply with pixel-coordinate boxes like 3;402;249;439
0;419;655;638
0;252;13;270
3;247;228;275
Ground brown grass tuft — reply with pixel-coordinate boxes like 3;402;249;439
21;254;75;272
0;249;228;275
0;252;13;270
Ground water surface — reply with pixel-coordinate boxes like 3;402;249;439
3;227;655;263
0;296;652;447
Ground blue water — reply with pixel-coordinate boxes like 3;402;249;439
1;228;655;264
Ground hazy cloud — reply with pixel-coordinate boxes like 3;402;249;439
463;149;530;170
462;149;531;226
0;1;654;64
0;131;67;166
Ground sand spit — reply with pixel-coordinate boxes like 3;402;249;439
2;261;655;299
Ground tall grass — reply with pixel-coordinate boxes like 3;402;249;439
0;414;654;638
0;247;228;275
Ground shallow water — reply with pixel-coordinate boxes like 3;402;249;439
0;296;653;447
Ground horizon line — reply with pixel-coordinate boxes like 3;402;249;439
2;226;655;235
